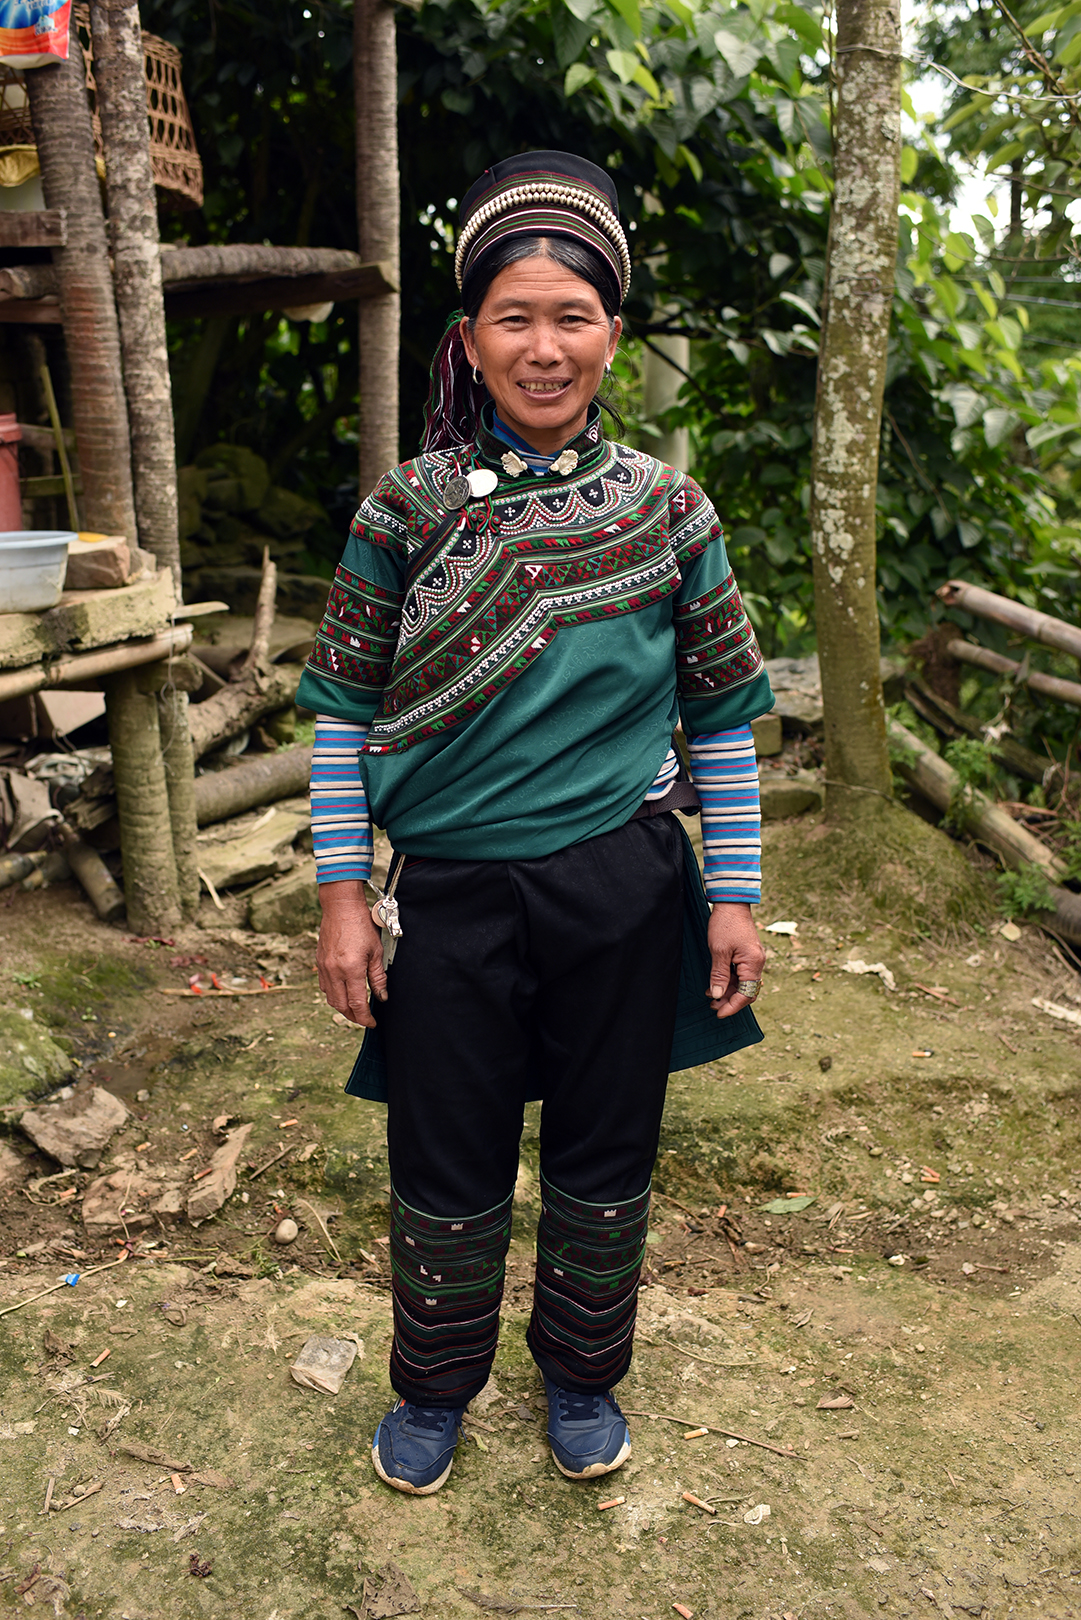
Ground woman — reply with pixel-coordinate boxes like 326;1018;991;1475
296;151;773;1497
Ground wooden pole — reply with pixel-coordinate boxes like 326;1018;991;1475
808;0;901;822
25;34;138;542
947;639;1081;711
89;0;181;589
938;580;1081;663
355;0;401;497
104;668;182;933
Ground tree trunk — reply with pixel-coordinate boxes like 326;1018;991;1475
158;687;200;918
89;0;180;589
26;36;137;541
104;668;182;933
355;0;401;495
808;0;901;821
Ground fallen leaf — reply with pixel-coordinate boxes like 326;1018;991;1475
759;1195;816;1214
816;1394;856;1410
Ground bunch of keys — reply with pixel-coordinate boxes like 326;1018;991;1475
370;855;404;968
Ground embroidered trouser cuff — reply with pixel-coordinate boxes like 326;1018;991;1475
526;1174;651;1394
388;1185;513;1407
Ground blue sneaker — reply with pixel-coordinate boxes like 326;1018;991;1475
543;1375;632;1480
371;1398;465;1495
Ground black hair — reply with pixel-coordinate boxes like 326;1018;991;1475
421;234;624;451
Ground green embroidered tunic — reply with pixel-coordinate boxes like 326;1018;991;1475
296;408;772;861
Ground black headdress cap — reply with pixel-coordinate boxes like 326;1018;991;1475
454;149;630;304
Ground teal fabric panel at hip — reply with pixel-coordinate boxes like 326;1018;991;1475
344;819;762;1105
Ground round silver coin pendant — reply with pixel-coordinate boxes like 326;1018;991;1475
443;474;471;510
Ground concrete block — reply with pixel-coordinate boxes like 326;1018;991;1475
751;712;783;757
64;537;131;591
45;569;176;654
248;855;321;935
759;774;824;821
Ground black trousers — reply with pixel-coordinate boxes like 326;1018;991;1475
378;814;685;1404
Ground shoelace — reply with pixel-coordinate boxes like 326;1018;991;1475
555;1390;603;1424
402;1403;456;1433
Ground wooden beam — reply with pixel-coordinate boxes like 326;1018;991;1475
159;243;368;284
0;623;193;703
0;209;67;247
163;262;397;320
0;298;62;324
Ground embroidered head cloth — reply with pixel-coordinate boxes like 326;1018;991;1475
454;150;631;304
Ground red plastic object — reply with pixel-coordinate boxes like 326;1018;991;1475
0;414;22;532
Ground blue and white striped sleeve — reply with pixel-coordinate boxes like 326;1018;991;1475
688;724;761;904
310;715;373;885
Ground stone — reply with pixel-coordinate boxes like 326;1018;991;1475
197;804;309;894
759;775;824;820
0;1005;73;1107
186;1122;252;1221
82;1168;184;1233
20;1083;126;1167
248;856;320;934
63;537;131;592
273;1217;298;1244
750;712;783;757
289;1335;358;1395
0;571;176;671
0;1141;29;1192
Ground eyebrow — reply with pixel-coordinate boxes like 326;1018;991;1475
484;295;600;314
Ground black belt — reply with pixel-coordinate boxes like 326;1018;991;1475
630;779;700;819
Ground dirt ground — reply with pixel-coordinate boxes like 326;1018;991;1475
1;811;1081;1620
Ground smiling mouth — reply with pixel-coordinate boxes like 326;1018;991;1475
517;380;572;395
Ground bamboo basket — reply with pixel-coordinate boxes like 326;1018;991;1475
0;9;202;210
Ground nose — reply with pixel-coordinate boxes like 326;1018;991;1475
523;319;565;367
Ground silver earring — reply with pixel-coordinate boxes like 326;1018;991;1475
472;364;482;384
604;360;612;374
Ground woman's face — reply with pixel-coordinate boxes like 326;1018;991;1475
460;253;621;455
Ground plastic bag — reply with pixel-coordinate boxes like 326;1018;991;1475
0;0;71;69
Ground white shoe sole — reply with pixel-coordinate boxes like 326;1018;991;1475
371;1437;455;1495
550;1433;631;1481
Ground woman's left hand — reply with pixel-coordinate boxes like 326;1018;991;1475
706;901;765;1019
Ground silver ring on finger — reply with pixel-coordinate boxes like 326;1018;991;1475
737;978;762;1001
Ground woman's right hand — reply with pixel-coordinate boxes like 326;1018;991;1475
316;880;388;1029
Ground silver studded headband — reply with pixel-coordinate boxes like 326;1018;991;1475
454;179;632;303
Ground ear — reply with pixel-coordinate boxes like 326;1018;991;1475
607;316;623;365
459;315;477;367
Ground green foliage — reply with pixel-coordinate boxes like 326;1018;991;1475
942;736;997;831
996;861;1054;917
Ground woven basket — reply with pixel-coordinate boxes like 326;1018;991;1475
0;10;202;210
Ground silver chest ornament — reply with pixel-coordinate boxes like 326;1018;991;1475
443;467;499;508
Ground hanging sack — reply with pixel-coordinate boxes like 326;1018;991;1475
0;0;71;69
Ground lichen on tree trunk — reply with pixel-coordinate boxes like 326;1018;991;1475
26;37;137;542
355;0;401;497
105;669;181;934
809;0;901;822
89;0;181;589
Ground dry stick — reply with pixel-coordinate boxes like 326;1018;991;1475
624;1409;714;1428
52;1481;103;1513
240;547;278;676
0;1256;129;1319
39;360;79;530
197;867;225;912
42;1478;55;1516
296;1198;342;1264
712;1427;802;1459
157;986;302;997
636;1335;753;1371
248;1144;295;1180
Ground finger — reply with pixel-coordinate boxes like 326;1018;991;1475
367;942;388;1002
708;988;751;1020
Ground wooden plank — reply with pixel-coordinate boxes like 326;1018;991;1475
0;298;62;325
0;209;66;248
163;262;397;320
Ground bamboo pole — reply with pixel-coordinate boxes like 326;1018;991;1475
0;626;193;704
947;639;1081;711
888;718;1081;946
938;580;1081;662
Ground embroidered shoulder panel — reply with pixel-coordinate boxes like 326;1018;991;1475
306;550;403;695
675;570;764;699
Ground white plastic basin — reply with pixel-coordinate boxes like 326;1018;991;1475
0;530;76;613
